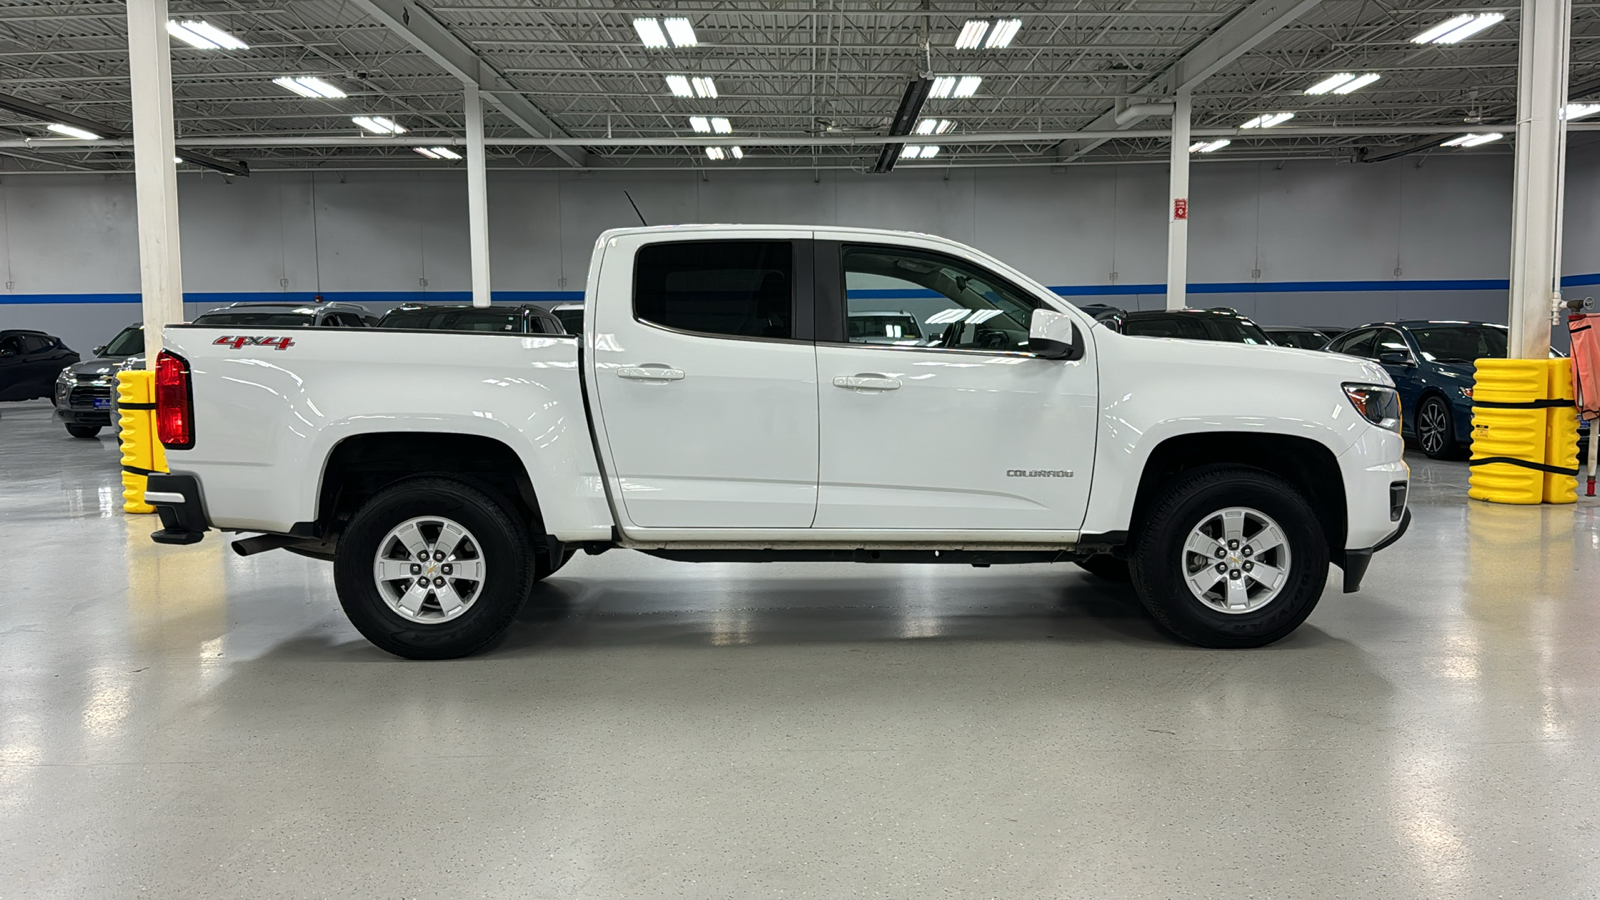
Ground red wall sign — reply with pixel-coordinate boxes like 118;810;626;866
1174;198;1188;220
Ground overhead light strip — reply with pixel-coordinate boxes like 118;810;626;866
1411;12;1504;45
47;123;99;140
273;76;346;99
352;115;405;135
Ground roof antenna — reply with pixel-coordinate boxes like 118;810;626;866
624;190;648;226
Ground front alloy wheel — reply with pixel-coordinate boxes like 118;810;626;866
1181;508;1291;614
1417;396;1456;459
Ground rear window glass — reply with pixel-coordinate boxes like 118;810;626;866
634;241;793;339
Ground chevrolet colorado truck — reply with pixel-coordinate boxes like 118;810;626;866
144;225;1410;659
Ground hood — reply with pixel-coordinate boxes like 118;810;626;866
1426;359;1477;380
1100;329;1394;386
68;353;144;379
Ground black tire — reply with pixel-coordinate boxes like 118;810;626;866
1416;395;1457;460
66;424;101;439
333;477;533;659
1129;466;1329;649
1075;554;1131;582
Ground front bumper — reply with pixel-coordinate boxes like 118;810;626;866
145;473;212;545
55;407;113;426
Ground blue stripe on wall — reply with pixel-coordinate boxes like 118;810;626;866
3;275;1597;305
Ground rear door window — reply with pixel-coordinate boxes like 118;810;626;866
1330;329;1378;358
634;241;794;340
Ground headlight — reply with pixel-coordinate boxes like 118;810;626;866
56;368;75;385
1458;386;1473;401
1343;383;1401;433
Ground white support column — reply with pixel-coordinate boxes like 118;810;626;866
464;84;492;308
1166;91;1192;311
1508;0;1572;359
126;0;184;367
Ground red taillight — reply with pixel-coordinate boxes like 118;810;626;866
155;350;194;449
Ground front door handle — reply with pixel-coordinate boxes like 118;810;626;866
617;365;686;382
832;374;902;391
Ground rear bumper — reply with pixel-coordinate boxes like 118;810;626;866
146;473;212;545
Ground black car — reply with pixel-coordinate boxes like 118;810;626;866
192;301;378;328
1100;307;1276;345
0;329;79;402
1263;325;1333;350
53;323;144;438
375;303;566;335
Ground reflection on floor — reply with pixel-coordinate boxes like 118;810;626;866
3;399;1599;898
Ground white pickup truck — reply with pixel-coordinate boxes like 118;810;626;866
145;225;1409;659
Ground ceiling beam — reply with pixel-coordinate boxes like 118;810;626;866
0;91;249;176
1056;0;1322;163
348;0;587;168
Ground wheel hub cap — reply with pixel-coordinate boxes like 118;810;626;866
1181;507;1291;614
373;516;486;624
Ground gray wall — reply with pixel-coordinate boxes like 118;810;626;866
6;147;1600;356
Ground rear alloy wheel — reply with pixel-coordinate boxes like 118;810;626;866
334;477;533;659
66;424;101;439
1416;395;1457;460
1130;466;1328;648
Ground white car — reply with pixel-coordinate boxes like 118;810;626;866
143;225;1409;658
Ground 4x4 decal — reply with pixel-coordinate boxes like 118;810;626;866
213;335;295;351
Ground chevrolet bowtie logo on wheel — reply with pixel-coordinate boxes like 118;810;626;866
1007;469;1074;477
213;335;295;350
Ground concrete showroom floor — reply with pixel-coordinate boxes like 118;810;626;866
3;397;1599;899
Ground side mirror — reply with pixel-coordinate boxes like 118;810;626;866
1377;350;1413;367
93;345;107;356
1029;308;1084;361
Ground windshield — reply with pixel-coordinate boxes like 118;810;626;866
1409;325;1507;363
101;325;144;357
552;308;583;334
378;308;523;332
193;310;316;327
847;312;924;344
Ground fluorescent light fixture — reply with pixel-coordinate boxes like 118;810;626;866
665;75;693;97
955;20;990;49
173;156;184;164
986;19;1022;49
1189;139;1231;153
954;76;982;98
919;145;941;158
273;75;346;99
1241;111;1294;129
901;145;923;158
689;116;712;133
731;146;743;159
414;147;441;159
1332;73;1381;94
352;115;405;135
415;146;461;160
46;123;99;140
1412;12;1504;44
664;17;698;47
166;19;248;50
705;146;726;160
633;18;669;47
711;116;732;133
1305;73;1355;95
692;76;717;99
930;76;957;99
1565;103;1600;121
1441;132;1502;147
915;118;954;135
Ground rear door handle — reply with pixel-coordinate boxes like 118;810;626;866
832;374;902;391
618;366;686;382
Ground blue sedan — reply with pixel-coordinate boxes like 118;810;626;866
1325;321;1505;459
